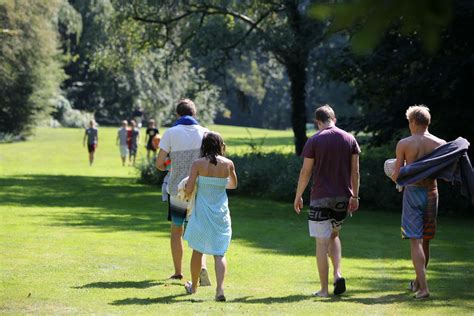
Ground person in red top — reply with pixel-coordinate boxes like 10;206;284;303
294;105;360;297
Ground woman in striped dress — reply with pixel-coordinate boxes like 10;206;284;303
183;132;238;301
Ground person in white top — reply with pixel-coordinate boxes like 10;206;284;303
156;99;211;285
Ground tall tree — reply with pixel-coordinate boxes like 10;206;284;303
0;0;66;138
130;0;329;155
321;0;474;155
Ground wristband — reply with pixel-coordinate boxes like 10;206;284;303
351;196;360;200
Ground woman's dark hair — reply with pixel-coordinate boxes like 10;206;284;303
201;132;225;165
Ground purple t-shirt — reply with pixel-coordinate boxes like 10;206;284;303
302;126;361;200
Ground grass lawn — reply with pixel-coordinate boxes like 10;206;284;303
1;126;473;314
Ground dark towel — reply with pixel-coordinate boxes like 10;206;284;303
397;137;474;206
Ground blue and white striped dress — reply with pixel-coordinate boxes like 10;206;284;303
184;176;231;256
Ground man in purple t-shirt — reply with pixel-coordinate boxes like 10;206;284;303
294;105;360;297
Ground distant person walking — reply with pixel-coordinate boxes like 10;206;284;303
83;119;98;166
391;105;446;299
116;120;129;166
145;119;160;162
183;132;238;301
294;105;360;297
132;106;144;128
128;120;140;166
156;98;211;285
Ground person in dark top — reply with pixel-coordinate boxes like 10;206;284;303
132;107;144;128
145;119;160;162
128;119;140;166
294;105;360;298
83;119;98;166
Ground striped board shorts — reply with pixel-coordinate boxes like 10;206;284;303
401;186;438;240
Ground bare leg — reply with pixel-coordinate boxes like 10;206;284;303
171;224;184;277
410;239;429;297
316;238;330;296
190;250;203;293
423;239;430;268
201;254;207;269
413;239;430;290
329;233;342;281
214;255;227;297
89;152;94;165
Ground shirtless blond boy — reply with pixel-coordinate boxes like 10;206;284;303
391;105;446;299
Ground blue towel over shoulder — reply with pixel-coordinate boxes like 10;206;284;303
397;137;474;206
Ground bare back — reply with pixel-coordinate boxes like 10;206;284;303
395;133;446;187
185;155;238;196
403;134;445;165
196;156;232;178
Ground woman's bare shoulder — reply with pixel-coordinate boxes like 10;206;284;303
217;156;233;165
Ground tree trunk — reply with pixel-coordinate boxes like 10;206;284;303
286;60;308;155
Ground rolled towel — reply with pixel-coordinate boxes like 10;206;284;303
384;158;396;178
384;158;403;192
177;176;197;219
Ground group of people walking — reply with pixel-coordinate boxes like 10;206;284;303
84;98;472;302
82;117;161;166
155;99;472;302
116;119;160;166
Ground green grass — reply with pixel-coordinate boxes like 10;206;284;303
1;126;473;314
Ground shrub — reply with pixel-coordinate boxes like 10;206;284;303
136;160;168;186
135;148;473;214
52;96;94;128
228;152;310;202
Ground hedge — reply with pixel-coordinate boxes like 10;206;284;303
137;149;472;215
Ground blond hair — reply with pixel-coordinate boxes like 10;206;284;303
405;105;431;126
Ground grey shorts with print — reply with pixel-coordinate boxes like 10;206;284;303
308;197;349;239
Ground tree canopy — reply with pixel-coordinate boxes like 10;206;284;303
129;0;331;154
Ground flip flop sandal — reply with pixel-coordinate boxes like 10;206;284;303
334;277;346;295
313;291;329;298
184;281;193;294
215;295;226;302
199;268;211;286
169;274;183;280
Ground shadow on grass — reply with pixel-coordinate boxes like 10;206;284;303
229;294;309;304
2;174;473;307
110;294;201;305
74;280;164;289
0;175;169;232
2;174;474;260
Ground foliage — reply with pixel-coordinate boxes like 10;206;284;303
52;95;94;128
136;160;168;186
321;0;474;157
311;0;454;55
59;1;224;126
128;0;335;154
0;0;66;137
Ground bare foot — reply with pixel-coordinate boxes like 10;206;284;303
414;290;430;299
